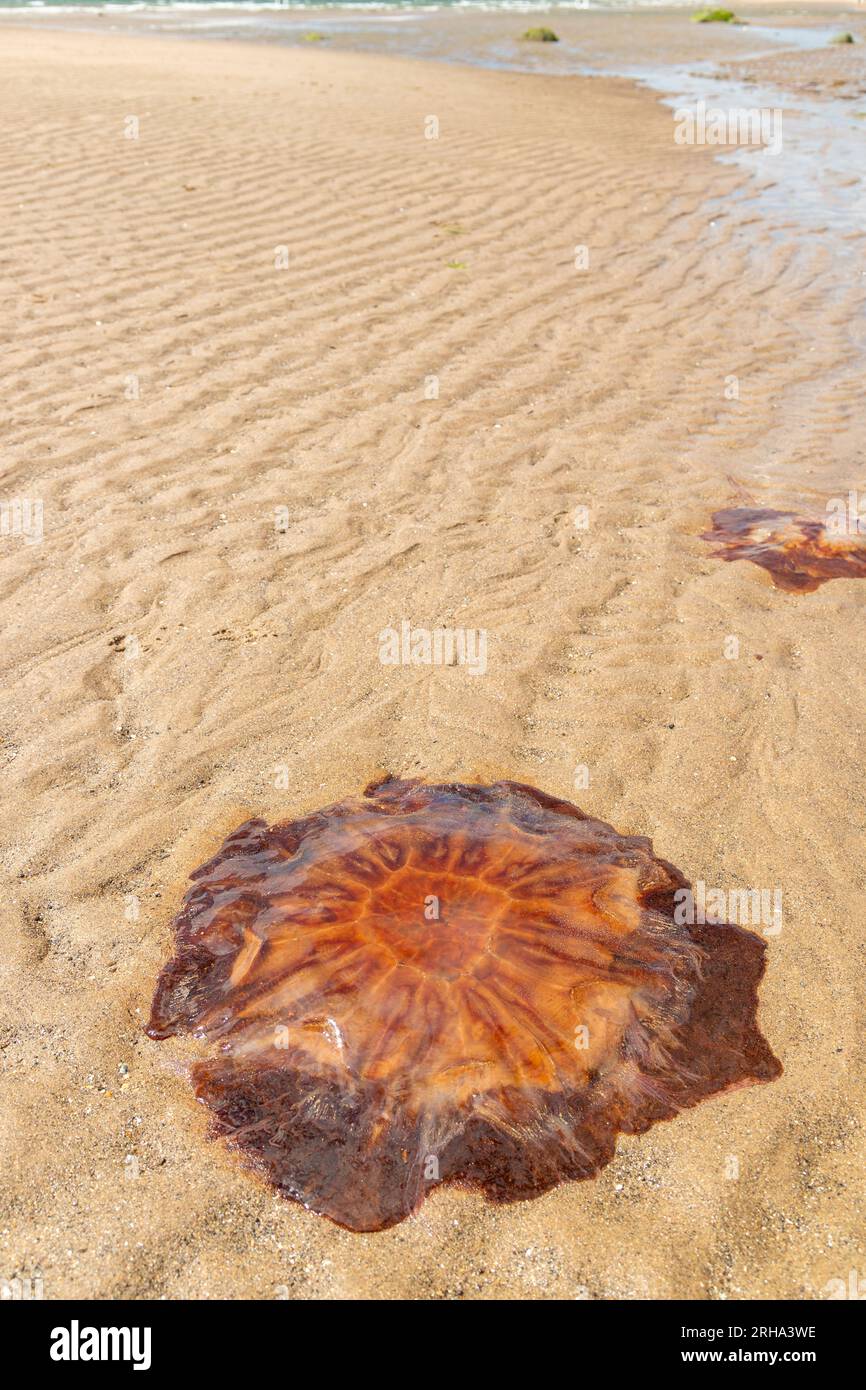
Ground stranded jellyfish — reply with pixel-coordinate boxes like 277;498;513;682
702;506;866;593
146;779;781;1231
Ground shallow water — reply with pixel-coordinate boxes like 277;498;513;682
8;6;865;249
4;2;865;500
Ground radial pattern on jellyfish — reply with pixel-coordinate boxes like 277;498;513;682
147;778;781;1231
702;506;866;592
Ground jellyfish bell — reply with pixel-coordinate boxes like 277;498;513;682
702;506;866;592
146;778;781;1232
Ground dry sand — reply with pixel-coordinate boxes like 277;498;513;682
0;23;864;1300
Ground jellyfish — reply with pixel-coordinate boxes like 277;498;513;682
146;778;781;1231
702;506;866;593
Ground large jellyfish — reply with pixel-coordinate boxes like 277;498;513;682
147;778;781;1231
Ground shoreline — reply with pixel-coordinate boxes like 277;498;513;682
5;4;864;318
1;23;864;1300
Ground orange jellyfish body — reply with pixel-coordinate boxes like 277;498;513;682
702;506;866;592
147;779;781;1231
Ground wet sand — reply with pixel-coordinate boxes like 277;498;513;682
5;2;865;80
0;16;864;1299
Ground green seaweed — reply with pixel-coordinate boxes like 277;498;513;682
521;27;559;43
301;31;327;43
830;33;855;44
692;9;739;22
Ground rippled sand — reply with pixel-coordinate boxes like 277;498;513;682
0;15;864;1299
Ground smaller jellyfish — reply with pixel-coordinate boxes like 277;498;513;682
702;506;866;593
146;779;781;1232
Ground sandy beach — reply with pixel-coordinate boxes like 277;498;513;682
1;10;865;1301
